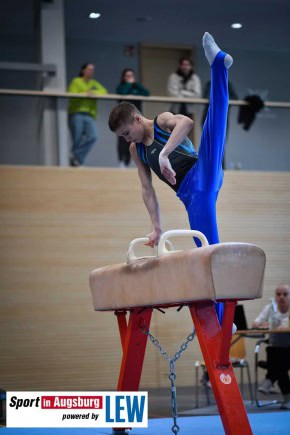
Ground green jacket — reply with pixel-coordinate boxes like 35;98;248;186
68;77;107;119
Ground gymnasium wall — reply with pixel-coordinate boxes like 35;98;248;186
1;166;289;391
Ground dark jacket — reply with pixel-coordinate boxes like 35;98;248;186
238;95;264;131
116;82;150;111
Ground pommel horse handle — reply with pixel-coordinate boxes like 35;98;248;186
126;229;208;264
126;236;175;264
158;229;209;257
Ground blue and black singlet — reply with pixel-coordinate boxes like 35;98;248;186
136;118;198;192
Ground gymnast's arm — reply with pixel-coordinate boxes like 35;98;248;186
130;143;162;247
157;112;194;185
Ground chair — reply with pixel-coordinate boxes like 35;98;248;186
230;334;254;402
254;338;280;407
194;360;211;407
194;334;254;407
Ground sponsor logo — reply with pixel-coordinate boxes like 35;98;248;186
220;374;232;384
7;392;148;428
151;148;157;154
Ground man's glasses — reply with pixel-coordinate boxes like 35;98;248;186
276;292;289;297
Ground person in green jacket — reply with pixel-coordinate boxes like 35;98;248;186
116;68;150;167
68;63;107;166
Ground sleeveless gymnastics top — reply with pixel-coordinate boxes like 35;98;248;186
136;118;198;192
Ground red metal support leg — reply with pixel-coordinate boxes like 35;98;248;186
115;310;128;352
113;308;153;433
117;308;153;391
189;301;252;435
219;301;237;365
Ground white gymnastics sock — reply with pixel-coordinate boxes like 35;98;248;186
232;323;237;334
203;32;233;69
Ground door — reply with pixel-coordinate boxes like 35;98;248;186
140;45;199;144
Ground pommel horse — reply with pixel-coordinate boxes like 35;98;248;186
90;230;266;435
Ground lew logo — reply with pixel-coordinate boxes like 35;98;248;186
220;374;232;384
150;148;157;154
105;395;145;423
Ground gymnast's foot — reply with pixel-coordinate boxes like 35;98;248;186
203;32;233;69
232;323;237;334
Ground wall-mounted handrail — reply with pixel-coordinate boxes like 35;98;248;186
0;63;56;76
0;88;290;108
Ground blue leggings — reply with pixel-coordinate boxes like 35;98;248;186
177;51;229;322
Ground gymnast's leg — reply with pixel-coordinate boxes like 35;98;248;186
183;34;232;246
180;34;233;322
195;33;232;192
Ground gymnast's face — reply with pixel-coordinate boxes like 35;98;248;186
117;114;144;144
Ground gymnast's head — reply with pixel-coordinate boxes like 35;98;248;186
108;101;144;144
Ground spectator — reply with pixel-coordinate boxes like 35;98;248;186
116;69;150;167
68;63;107;166
252;284;290;409
167;57;201;142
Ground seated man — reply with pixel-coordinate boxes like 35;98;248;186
252;284;290;409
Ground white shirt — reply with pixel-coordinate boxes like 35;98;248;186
254;304;290;347
254;304;289;328
167;72;202;115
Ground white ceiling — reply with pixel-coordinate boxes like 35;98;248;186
1;0;290;52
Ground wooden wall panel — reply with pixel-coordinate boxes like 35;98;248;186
0;166;289;391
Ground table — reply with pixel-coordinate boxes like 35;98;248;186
236;329;290;407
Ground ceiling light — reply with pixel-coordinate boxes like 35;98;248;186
231;23;242;29
89;12;101;19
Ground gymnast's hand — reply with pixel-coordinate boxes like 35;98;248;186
159;153;176;185
145;229;162;247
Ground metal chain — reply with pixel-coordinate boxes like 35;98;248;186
141;324;196;434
